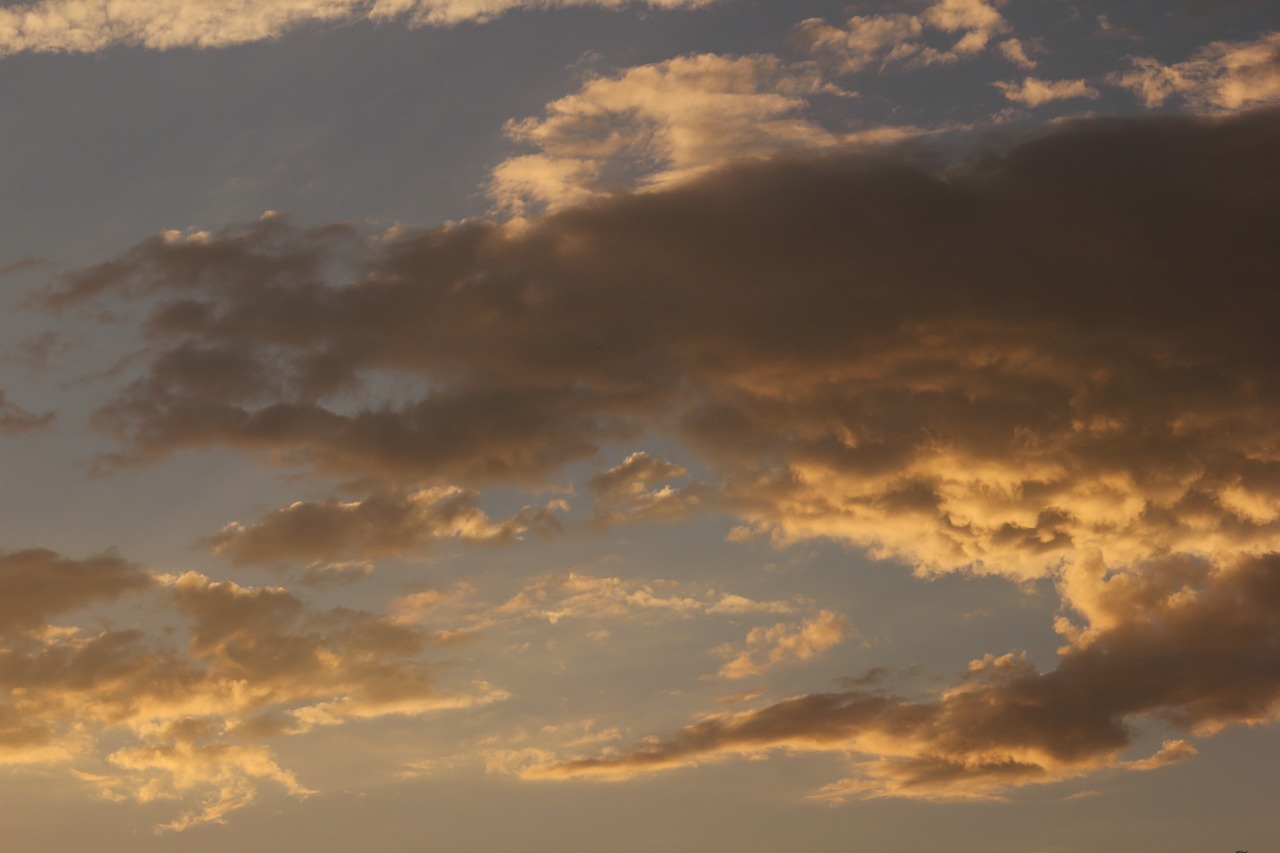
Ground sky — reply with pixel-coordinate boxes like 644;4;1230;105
1;0;1279;849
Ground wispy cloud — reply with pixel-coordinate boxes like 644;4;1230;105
527;550;1262;798
995;77;1099;106
1113;31;1280;111
0;0;721;56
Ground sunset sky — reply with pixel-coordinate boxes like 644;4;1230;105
1;1;1279;849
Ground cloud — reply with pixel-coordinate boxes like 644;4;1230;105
995;77;1099;107
1113;31;1280;111
790;14;925;74
204;486;566;567
49;107;1280;581
98;734;315;834
485;572;795;625
0;0;719;56
526;551;1278;798
716;610;849;680
997;38;1035;70
0;549;154;636
489;53;852;213
39;107;1280;802
0;391;54;435
588;451;714;525
0;549;495;829
793;0;1013;74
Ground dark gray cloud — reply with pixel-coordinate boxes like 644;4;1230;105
0;549;152;635
48;107;1280;576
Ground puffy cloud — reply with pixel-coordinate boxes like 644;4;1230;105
588;452;714;525
0;0;719;56
790;14;926;74
997;37;1035;69
794;0;1012;74
921;0;1009;57
0;549;154;636
48;107;1280;581
994;77;1099;107
716;610;849;680
527;552;1278;798
0;391;54;435
205;486;566;567
0;550;493;829
489;53;852;213
1113;32;1280;112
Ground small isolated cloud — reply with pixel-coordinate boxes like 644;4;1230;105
1113;31;1280;111
205;486;566;567
589;451;714;525
995;77;1099;107
0;0;719;56
96;735;315;834
716;610;849;679
488;572;796;625
490;52;847;213
998;38;1036;70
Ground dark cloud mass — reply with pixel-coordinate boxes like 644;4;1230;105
51;107;1280;575
37;107;1280;802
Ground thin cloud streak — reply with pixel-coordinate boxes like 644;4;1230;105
0;0;721;55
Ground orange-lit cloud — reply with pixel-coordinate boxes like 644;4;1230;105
995;77;1099;106
0;552;497;829
489;53;849;214
715;610;849;679
205;486;566;567
588;452;714;526
0;0;720;56
36;106;1280;807
51;108;1280;577
527;552;1276;798
1113;31;1280;112
793;0;1014;73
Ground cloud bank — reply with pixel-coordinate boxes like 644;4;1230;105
0;0;718;55
51;107;1280;578
41;105;1280;802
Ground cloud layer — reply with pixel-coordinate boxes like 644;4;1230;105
51;107;1280;579
527;550;1278;799
0;0;718;55
36;105;1280;807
